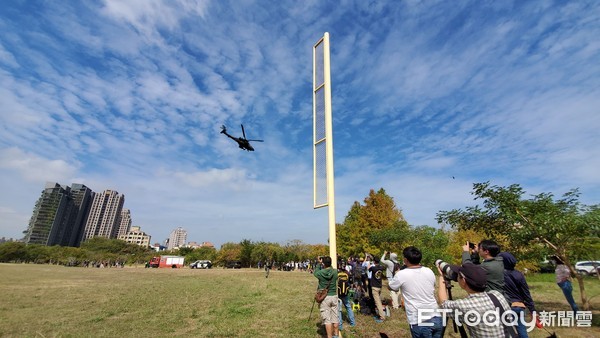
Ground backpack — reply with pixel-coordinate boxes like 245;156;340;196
393;262;404;274
338;271;349;297
353;264;364;279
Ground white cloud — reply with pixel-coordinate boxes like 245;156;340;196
0;148;78;183
0;1;598;247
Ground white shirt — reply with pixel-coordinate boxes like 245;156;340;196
388;266;440;325
363;260;372;279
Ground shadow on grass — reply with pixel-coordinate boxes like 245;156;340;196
535;300;577;312
315;322;326;337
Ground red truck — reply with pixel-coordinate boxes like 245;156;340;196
147;255;185;268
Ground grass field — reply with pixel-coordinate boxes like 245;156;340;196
1;263;599;337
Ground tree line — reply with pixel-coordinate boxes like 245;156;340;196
1;183;598;308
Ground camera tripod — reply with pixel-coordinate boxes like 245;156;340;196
441;278;468;338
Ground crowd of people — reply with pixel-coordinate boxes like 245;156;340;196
312;240;579;338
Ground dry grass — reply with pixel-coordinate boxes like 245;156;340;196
0;263;598;337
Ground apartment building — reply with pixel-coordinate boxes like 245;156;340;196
118;226;151;247
82;189;125;241
167;227;187;250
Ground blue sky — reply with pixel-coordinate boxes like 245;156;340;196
1;0;599;248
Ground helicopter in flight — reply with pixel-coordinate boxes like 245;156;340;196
220;124;264;151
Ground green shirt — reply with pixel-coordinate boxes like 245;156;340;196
314;265;337;296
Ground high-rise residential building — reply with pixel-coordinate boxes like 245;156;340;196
82;189;125;241
67;183;95;247
24;183;75;246
117;208;132;238
167;227;187;250
118;226;151;247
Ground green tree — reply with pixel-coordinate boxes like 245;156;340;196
218;242;242;265
436;182;600;310
80;237;128;253
251;242;284;266
178;247;194;256
337;188;409;257
405;226;451;268
0;242;27;262
239;239;254;267
284;240;312;261
25;244;51;264
186;246;218;264
369;225;451;268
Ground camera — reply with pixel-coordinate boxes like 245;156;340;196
435;259;458;281
468;242;476;249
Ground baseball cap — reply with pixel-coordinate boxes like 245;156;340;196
450;263;487;291
390;253;398;263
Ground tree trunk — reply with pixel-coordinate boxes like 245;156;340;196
570;265;590;310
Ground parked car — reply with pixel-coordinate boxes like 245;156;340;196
225;260;242;269
190;260;212;269
575;261;600;275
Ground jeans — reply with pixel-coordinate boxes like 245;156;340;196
338;296;355;329
409;316;443;338
511;307;529;338
557;281;579;313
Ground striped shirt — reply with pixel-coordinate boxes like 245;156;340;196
440;290;511;338
555;264;571;283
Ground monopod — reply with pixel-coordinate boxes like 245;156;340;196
441;278;468;338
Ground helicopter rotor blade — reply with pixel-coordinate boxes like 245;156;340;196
241;124;247;139
247;139;264;142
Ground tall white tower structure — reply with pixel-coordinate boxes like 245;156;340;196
167;227;187;250
313;32;337;267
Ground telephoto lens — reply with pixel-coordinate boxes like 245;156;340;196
435;259;458;281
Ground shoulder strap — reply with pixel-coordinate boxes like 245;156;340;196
487;292;506;313
488;293;518;338
324;268;333;288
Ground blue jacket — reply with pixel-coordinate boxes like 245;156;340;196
498;252;536;313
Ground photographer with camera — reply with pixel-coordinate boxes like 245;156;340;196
437;262;511;338
313;256;339;338
389;246;443;337
381;251;402;310
463;240;505;295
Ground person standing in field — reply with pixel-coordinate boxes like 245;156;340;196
551;255;579;313
369;256;386;323
314;256;339;338
389;246;443;337
381;251;401;310
438;263;511;338
337;265;355;331
498;252;538;338
462;240;505;295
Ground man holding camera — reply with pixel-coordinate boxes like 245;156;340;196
314;256;339;338
437;262;511;338
462;240;505;295
381;251;401;310
389;246;443;337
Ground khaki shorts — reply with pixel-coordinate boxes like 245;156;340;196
319;295;339;324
